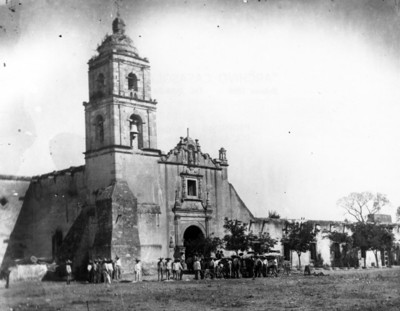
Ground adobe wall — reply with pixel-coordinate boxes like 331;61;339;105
249;218;285;253
85;152;117;195
0;176;31;267
2;167;87;269
227;183;254;223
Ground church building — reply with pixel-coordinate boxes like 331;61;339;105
1;16;253;274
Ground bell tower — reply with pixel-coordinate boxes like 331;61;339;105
84;16;158;192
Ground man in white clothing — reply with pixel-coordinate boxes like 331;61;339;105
134;259;142;281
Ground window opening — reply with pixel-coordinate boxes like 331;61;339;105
97;73;105;91
96;115;104;143
129;114;143;149
187;179;197;197
128;73;138;91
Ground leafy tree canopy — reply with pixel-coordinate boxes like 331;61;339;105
223;218;250;254
268;210;280;219
202;235;223;257
281;221;318;266
184;234;223;258
223;218;278;255
351;222;395;267
327;231;353;245
248;231;278;254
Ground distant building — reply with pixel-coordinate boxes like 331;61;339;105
367;214;392;224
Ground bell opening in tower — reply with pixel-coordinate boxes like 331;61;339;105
129;114;143;149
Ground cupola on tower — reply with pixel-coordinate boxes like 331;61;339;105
84;16;158;191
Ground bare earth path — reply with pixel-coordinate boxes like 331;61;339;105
1;267;400;311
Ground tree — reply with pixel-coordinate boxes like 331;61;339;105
268;210;280;219
326;231;356;267
202;235;223;257
396;206;400;223
351;222;394;268
379;226;396;267
223;218;278;255
248;232;278;254
223;218;250;254
281;221;318;268
337;192;389;223
184;234;223;258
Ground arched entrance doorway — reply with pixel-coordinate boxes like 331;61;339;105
183;225;205;269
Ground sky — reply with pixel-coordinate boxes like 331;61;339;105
1;0;400;221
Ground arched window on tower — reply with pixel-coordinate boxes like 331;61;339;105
127;73;138;92
129;114;143;149
97;73;105;91
95;115;104;143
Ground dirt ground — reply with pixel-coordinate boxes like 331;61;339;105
1;267;400;311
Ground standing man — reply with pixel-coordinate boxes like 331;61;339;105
134;259;142;282
209;257;215;279
173;259;183;280
94;259;101;283
0;265;12;289
268;257;278;277
102;258;111;285
92;260;98;283
114;256;121;280
193;257;201;280
87;260;93;283
166;258;172;280
107;259;114;282
66;259;72;285
157;258;164;281
232;255;241;278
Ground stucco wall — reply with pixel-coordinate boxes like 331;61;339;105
2;167;87;268
120;152;165;263
0;176;31;267
85;152;116;196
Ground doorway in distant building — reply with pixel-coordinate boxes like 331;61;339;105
283;243;290;261
183;225;205;271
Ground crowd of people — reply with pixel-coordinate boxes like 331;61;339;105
65;251;286;284
157;252;284;281
157;258;185;281
74;256;142;285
